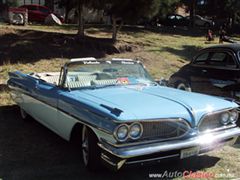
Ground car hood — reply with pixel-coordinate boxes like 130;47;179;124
70;85;238;126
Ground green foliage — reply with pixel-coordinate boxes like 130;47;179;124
225;0;240;12
157;0;180;17
6;0;19;7
107;0;161;22
222;0;240;24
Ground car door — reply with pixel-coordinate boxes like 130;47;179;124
201;49;240;98
26;5;39;22
29;80;76;140
38;6;50;22
32;80;59;132
189;51;213;94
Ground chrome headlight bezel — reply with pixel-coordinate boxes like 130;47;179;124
229;110;239;124
220;112;230;125
129;122;143;140
114;124;129;142
114;122;143;142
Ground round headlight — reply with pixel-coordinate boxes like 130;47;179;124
129;123;142;139
230;110;239;124
115;124;128;141
220;112;230;125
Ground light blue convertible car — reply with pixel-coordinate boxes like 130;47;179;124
8;58;240;171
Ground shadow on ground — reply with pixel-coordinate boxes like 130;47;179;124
0;24;207;65
0;84;8;92
149;45;201;62
0;105;223;180
0;29;124;65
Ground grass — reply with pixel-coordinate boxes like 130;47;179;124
0;23;239;178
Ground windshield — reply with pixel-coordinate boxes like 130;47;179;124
64;60;155;89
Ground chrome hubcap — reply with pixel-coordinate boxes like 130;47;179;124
82;126;89;166
177;83;191;92
20;108;27;119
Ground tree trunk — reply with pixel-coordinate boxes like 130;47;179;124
190;0;196;27
112;16;123;41
64;1;71;23
112;16;117;41
77;1;84;37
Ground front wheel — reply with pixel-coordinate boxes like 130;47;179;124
175;81;192;92
82;125;101;170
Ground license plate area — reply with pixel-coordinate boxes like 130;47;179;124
180;147;200;159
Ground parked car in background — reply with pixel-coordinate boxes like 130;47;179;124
19;4;63;23
8;58;240;171
186;15;214;28
169;44;240;104
160;14;190;27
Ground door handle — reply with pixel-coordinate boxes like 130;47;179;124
202;69;207;73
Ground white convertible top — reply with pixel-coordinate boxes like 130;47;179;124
70;57;96;62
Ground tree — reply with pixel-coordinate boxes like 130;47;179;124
181;0;196;27
57;0;161;40
57;0;74;23
224;0;240;27
5;0;19;7
57;0;103;37
106;0;161;41
157;0;180;17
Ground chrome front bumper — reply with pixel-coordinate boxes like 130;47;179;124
98;127;240;170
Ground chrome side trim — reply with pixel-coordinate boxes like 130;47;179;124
113;118;191;126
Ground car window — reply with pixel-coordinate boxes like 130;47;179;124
27;6;38;11
168;15;175;20
39;7;50;14
176;15;183;20
209;52;236;68
193;52;209;65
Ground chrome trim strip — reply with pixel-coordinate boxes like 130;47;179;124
113;118;191;126
125;154;179;165
198;108;238;133
198;108;235;126
200;124;237;134
101;153;117;167
111;118;191;146
98;127;240;159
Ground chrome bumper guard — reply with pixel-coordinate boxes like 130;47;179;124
98;127;240;170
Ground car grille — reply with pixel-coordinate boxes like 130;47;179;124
199;113;223;132
140;120;190;140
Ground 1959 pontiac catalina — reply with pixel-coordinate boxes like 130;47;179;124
8;58;240;171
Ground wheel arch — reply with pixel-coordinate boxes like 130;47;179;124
169;75;191;87
69;122;100;144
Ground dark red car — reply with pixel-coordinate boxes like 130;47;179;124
19;4;63;23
